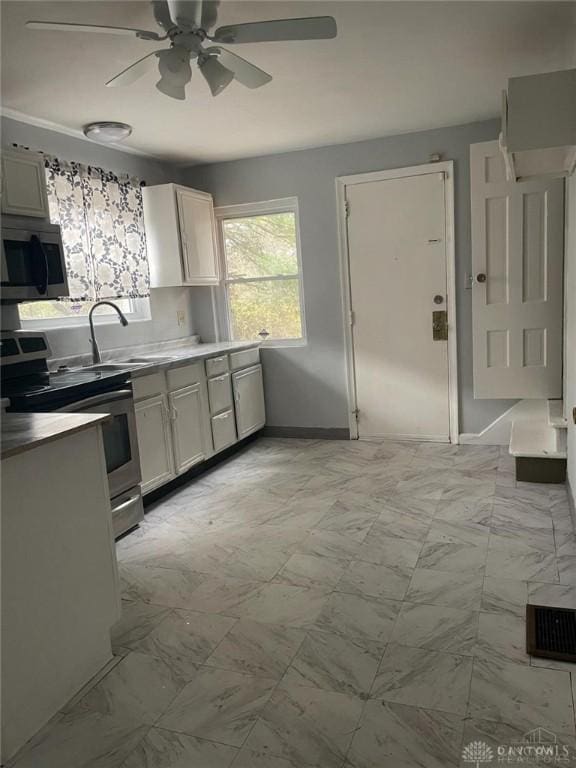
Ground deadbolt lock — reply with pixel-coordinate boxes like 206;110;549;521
432;310;448;341
433;294;444;305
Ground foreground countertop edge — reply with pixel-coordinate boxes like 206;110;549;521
1;412;111;460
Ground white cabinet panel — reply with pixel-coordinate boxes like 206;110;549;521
1;148;49;218
211;409;237;452
230;348;260;371
166;361;203;391
232;364;266;439
134;394;174;493
169;384;208;474
208;373;233;415
176;187;219;285
142;183;219;288
205;355;229;377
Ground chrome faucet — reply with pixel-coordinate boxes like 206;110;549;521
88;300;129;364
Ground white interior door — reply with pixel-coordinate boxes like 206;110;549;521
346;171;451;441
471;141;564;399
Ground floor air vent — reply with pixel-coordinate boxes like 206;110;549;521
526;604;576;663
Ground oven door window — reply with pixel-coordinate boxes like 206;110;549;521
2;239;65;286
101;413;132;473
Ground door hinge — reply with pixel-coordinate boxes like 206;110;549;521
344;200;350;218
352;408;360;420
349;309;355;326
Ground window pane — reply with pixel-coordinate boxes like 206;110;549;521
18;299;132;322
228;279;303;341
223;212;298;278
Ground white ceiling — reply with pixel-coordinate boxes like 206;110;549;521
1;1;575;165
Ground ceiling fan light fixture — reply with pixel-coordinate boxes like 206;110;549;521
83;121;132;143
156;76;186;100
199;54;234;96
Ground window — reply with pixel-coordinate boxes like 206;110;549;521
18;155;150;327
217;198;305;344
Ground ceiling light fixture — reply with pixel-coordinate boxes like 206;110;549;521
83;121;132;143
198;55;234;97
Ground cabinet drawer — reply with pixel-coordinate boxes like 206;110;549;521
166;361;203;391
211;409;236;452
208;373;233;415
205;355;229;377
132;372;166;401
230;347;260;371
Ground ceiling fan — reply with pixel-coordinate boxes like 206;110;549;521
26;0;337;100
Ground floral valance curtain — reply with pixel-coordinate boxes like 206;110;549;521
44;157;150;301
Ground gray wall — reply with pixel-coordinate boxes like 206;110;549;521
185;119;516;434
1;116;197;358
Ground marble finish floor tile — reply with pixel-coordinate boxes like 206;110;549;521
244;681;363;768
405;568;483;609
295;529;363;561
555;530;576;557
10;709;148;768
111;600;171;651
372;507;433;542
481;577;528;618
232;747;304;768
119;564;207;609
433;498;493;527
122;727;238;768
131;609;236;678
315;592;401;643
474;612;530;666
558;556;576;585
158;667;276;747
273;553;348;589
417;541;487;574
337;560;412;601
314;498;379;541
205;619;305;679
391;602;478;655
468;657;575;734
462;718;576;763
485;547;559;583
371;643;473;715
72;651;185;724
425;519;491;548
357;530;423;569
224;583;330;628
284;629;383;696
527;582;576;609
347;700;464;768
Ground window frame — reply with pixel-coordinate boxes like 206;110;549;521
215;197;307;347
18;297;151;330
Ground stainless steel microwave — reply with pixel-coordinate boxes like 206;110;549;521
1;215;69;301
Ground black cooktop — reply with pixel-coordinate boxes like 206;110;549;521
3;368;131;411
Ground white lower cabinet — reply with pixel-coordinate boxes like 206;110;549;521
134;394;174;494
169;384;208;474
134;350;264;495
232;364;266;439
211;409;237;452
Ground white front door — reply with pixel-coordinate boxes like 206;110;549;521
471;141;564;399
346;170;451;441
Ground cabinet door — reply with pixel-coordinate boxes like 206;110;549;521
176;187;219;286
134;394;174;494
1;148;50;218
169;384;208;474
232;364;266;439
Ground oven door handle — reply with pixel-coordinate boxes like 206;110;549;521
30;235;49;295
57;389;133;412
111;493;141;515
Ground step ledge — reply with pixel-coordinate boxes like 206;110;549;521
547;400;568;429
509;421;567;459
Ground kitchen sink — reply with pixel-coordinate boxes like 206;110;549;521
82;356;174;371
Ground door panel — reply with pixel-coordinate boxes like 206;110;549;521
169;384;207;474
346;172;450;440
471;141;564;399
134;395;174;494
232;365;266;439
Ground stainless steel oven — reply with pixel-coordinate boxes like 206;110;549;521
1;215;68;301
58;389;143;536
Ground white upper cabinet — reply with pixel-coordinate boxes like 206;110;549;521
1;147;50;218
501;69;576;181
142;183;220;287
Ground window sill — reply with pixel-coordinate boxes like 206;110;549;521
259;338;308;349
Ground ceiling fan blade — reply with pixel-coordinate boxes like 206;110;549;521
166;0;201;29
26;20;163;40
106;51;161;87
152;1;175;33
201;1;220;31
205;46;271;89
212;16;337;44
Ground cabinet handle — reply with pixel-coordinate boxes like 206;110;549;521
211;374;227;383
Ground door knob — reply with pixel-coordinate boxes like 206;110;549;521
433;295;444;305
476;273;487;283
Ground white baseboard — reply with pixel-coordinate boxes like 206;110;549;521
459;400;547;446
